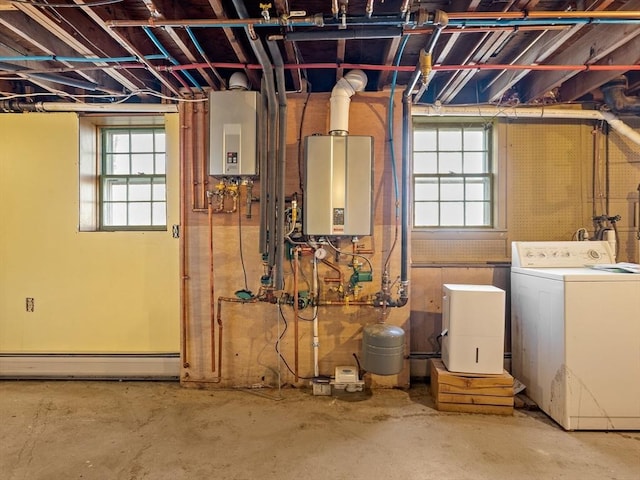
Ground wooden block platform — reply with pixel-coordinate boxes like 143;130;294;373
430;359;514;415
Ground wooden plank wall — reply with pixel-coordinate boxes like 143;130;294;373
181;90;410;388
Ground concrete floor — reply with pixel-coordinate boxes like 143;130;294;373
1;381;638;480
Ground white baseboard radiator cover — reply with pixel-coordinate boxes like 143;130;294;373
0;353;180;380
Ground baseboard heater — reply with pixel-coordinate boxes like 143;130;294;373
0;353;180;380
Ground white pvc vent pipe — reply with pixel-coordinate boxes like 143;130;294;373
412;104;640;148
329;69;368;135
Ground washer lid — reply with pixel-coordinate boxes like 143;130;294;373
511;267;640;282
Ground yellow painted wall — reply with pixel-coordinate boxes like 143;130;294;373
0;113;180;353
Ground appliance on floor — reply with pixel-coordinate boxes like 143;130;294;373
511;241;640;430
441;284;506;375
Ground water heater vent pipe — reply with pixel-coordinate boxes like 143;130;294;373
329;69;368;135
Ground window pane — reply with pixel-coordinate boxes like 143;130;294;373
440;202;464;226
155;131;166;151
439;152;462;173
106;154;130;174
129;180;151;201
466;202;490;226
131;132;154;153
107;132;129;153
414;202;438;226
155;154;166;174
413;130;436;151
440;178;464;200
152;181;166;201
152;202;166;226
464;152;487;173
129;202;151;225
439;129;462;150
131;154;154;174
100;127;166;229
104;202;127;226
414;178;438;201
463;129;485;150
103;178;127;201
465;179;489;201
413;152;437;174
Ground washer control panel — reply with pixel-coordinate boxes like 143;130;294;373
512;241;615;268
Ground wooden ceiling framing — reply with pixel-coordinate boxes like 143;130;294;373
0;0;638;106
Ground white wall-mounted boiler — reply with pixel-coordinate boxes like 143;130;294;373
209;90;259;176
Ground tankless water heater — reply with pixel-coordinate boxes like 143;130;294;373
209;90;259;176
303;135;373;236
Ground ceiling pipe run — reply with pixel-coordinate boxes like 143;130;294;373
0;100;177;113
105;10;640;29
413;104;640;147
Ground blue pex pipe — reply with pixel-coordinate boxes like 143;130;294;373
142;26;202;91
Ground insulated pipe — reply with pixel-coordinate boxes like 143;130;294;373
258;78;269;254
329;69;368;135
284;27;402;41
267;38;288;291
232;0;279;280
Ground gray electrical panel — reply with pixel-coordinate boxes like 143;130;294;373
303;135;373;236
209;90;259;176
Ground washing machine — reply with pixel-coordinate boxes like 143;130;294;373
511;241;640;430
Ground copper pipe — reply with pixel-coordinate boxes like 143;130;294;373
293;248;299;382
185;101;197;211
194;101;204;210
208;196;216;372
321;258;344;284
447;11;640;20
199;97;209;209
179;103;190;369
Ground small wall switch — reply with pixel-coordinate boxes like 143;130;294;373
26;297;34;312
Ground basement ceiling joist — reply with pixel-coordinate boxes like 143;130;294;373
0;0;637;108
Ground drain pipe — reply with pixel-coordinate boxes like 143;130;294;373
601;76;640;115
267;38;288;290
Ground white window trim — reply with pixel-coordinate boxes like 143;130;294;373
411;116;506;241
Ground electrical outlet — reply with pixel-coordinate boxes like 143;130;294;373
26;297;34;312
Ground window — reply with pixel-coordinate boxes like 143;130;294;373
100;128;166;230
413;124;492;228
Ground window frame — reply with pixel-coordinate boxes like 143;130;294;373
98;127;167;231
411;117;504;235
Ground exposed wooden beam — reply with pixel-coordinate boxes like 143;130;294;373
69;0;181;97
558;35;640;102
206;0;261;89
336;39;346;81
520;0;640;102
484;0;616;103
377;37;401;90
7;4;147;95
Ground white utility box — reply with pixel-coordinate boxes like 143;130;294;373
441;284;505;374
